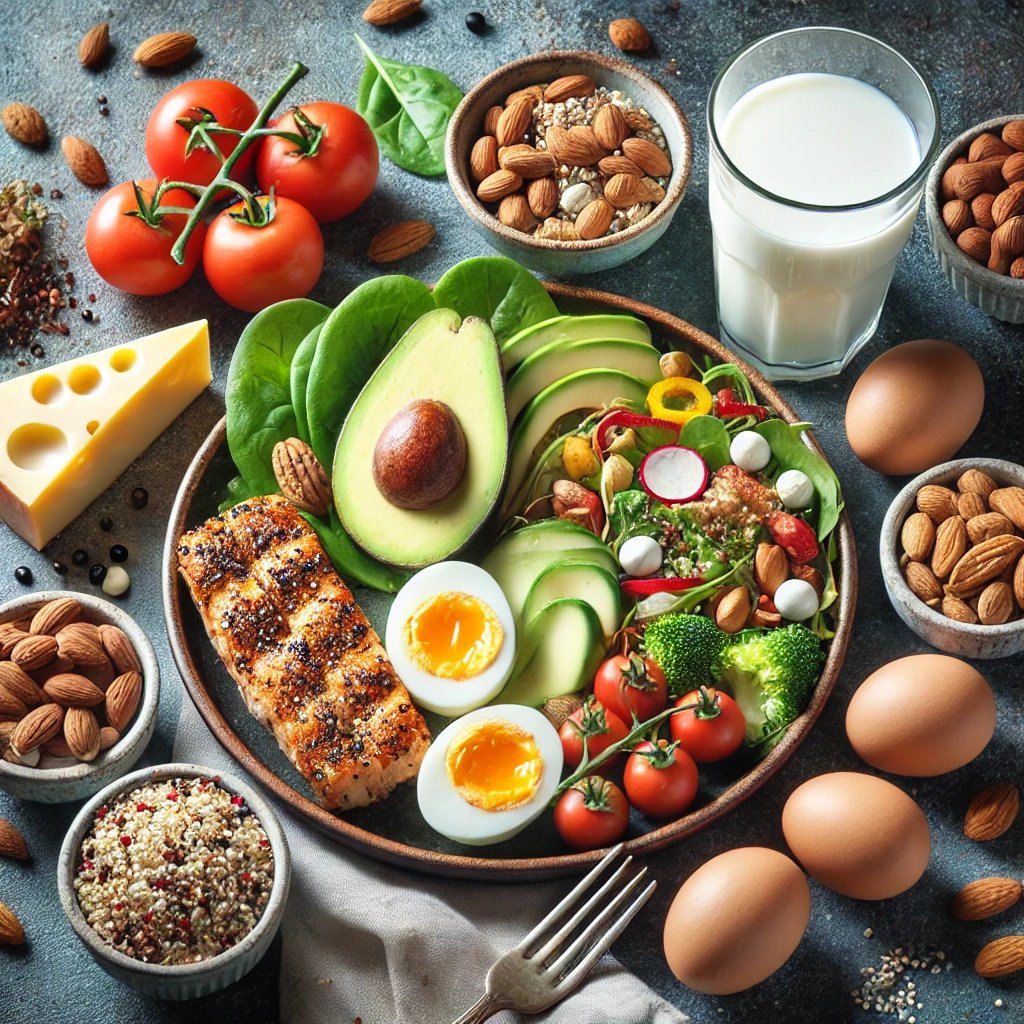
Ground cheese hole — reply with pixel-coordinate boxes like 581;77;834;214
7;424;69;472
109;348;137;373
31;374;64;405
86;420;100;435
68;364;102;395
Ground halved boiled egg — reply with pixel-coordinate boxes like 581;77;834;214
417;704;563;846
385;561;516;716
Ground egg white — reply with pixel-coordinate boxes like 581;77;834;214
417;704;564;846
385;561;517;716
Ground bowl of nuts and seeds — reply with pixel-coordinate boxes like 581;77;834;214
0;591;159;802
880;458;1024;659
58;763;290;1000
445;51;692;275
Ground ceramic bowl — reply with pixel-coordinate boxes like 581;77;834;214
925;115;1024;323
58;762;291;1000
445;50;692;275
880;458;1024;659
0;591;159;802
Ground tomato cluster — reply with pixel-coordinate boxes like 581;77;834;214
86;79;379;311
552;654;745;851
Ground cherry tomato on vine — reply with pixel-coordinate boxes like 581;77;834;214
554;776;630;851
256;102;379;223
146;80;259;187
202;194;324;312
670;687;746;763
558;698;629;771
593;652;667;725
85;179;206;296
623;740;698;819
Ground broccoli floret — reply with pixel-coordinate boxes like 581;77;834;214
643;614;728;694
711;624;824;749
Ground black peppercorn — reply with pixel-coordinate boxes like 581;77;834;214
14;566;32;585
52;560;68;576
72;548;89;566
130;487;149;510
89;564;107;586
82;309;94;323
99;516;113;531
110;544;128;563
97;95;106;104
465;10;486;32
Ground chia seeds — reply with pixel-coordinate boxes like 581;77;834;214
74;777;274;966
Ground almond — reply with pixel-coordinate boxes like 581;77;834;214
748;606;783;629
64;706;100;761
470;135;499;181
967;511;1015;545
714;586;751;634
11;634;57;671
952;877;1023;921
105;671;143;733
969;132;1014;163
989;215;1024;273
1013;256;1024;278
948;534;1024;597
1015;555;1024;610
535;217;579;241
0;686;27;721
497;193;538;233
941;199;972;237
1;102;47;146
957;491;987;520
31;653;73;686
905;561;943;605
964;782;1019;840
362;0;421;24
593;103;630;151
608;17;651;52
978;581;1015;625
29;597;81;636
367;220;436;263
931;515;967;579
544;125;605;167
975;935;1024;978
42;735;76;759
55;621;107;667
526;176;558;219
574;197;614;240
0;663;44;708
942;595;978;623
133;31;197;68
61;137;108;188
754;543;788;598
476;168;522;203
1003;152;1024;184
643;173;667;202
0;622;29;658
505;85;544;108
1003;120;1024;151
957;225;991;263
42;672;104;708
945;159;1006;201
10;702;63;754
971;192;997;230
98;624;142;674
789;562;824;601
621;136;672;177
483;105;504;137
598;155;644;178
0;901;24;945
604;172;655;209
917;484;959;523
98;726;120;752
958;467;998;500
0;819;28;861
495;97;534;148
84;656;115;691
993;182;1024;226
78;21;110;68
901;512;936;561
498;143;555;178
543;75;596;104
989;487;1024;530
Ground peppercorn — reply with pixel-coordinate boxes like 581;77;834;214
110;544;128;563
130;487;149;510
14;566;33;585
89;564;107;585
53;560;68;575
465;10;486;32
72;548;89;566
97;95;106;104
81;309;93;323
99;516;113;531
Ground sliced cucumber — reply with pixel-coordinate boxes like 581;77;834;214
501;314;652;372
498;598;604;707
522;561;622;642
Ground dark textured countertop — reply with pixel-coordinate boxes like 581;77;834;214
1;2;1023;1022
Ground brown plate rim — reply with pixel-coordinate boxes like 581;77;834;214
162;283;858;881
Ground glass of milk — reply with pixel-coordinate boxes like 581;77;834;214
707;27;940;380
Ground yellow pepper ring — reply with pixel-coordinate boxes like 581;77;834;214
646;376;713;426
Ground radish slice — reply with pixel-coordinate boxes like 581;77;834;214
638;446;709;505
620;575;703;598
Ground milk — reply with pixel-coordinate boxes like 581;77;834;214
709;73;923;377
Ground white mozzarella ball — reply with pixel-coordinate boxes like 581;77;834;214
776;469;815;510
102;565;130;597
730;430;772;473
773;578;819;621
619;535;663;577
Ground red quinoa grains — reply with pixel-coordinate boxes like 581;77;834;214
73;777;274;965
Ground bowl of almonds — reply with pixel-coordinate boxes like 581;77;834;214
0;591;158;802
445;50;692;274
926;115;1024;323
880;458;1024;659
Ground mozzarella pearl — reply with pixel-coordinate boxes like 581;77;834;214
102;565;131;597
776;469;815;510
773;578;819;621
730;431;772;473
619;535;663;577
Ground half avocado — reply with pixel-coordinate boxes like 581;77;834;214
333;308;508;569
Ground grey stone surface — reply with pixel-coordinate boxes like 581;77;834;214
1;1;1023;1022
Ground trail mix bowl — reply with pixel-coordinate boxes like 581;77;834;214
58;763;290;1001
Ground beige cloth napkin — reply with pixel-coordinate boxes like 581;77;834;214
174;698;688;1024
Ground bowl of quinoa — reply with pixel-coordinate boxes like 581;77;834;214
58;762;290;1000
446;50;692;275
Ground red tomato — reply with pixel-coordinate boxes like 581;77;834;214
85;179;205;296
623;740;698;819
202;195;324;312
554;777;630;851
558;698;629;771
593;653;667;725
146;79;259;187
256;102;378;223
670;688;746;763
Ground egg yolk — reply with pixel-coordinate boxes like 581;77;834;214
405;591;503;680
445;719;543;812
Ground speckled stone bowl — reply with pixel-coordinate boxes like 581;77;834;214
446;50;692;275
925;115;1024;323
0;591;159;802
58;762;291;1001
880;458;1024;659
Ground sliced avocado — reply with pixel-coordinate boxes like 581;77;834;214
522;560;622;642
501;314;652;372
333;308;508;568
506;368;651;501
498;598;605;707
506;338;662;424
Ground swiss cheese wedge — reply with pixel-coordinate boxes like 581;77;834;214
0;320;211;549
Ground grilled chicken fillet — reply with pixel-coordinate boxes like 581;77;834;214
176;494;430;810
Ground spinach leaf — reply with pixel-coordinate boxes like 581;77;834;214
290;321;325;445
306;275;435;470
300;507;410;594
432;256;560;344
609;489;658;552
679;415;732;471
225;299;330;484
355;35;462;177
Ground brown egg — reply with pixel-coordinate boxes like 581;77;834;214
782;773;930;899
845;340;984;475
846;655;995;776
663;847;810;994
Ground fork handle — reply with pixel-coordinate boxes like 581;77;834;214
451;992;503;1024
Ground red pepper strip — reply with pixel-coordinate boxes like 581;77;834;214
595;410;681;452
713;388;768;422
620;575;703;597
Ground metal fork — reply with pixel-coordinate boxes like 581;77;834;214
452;845;656;1023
